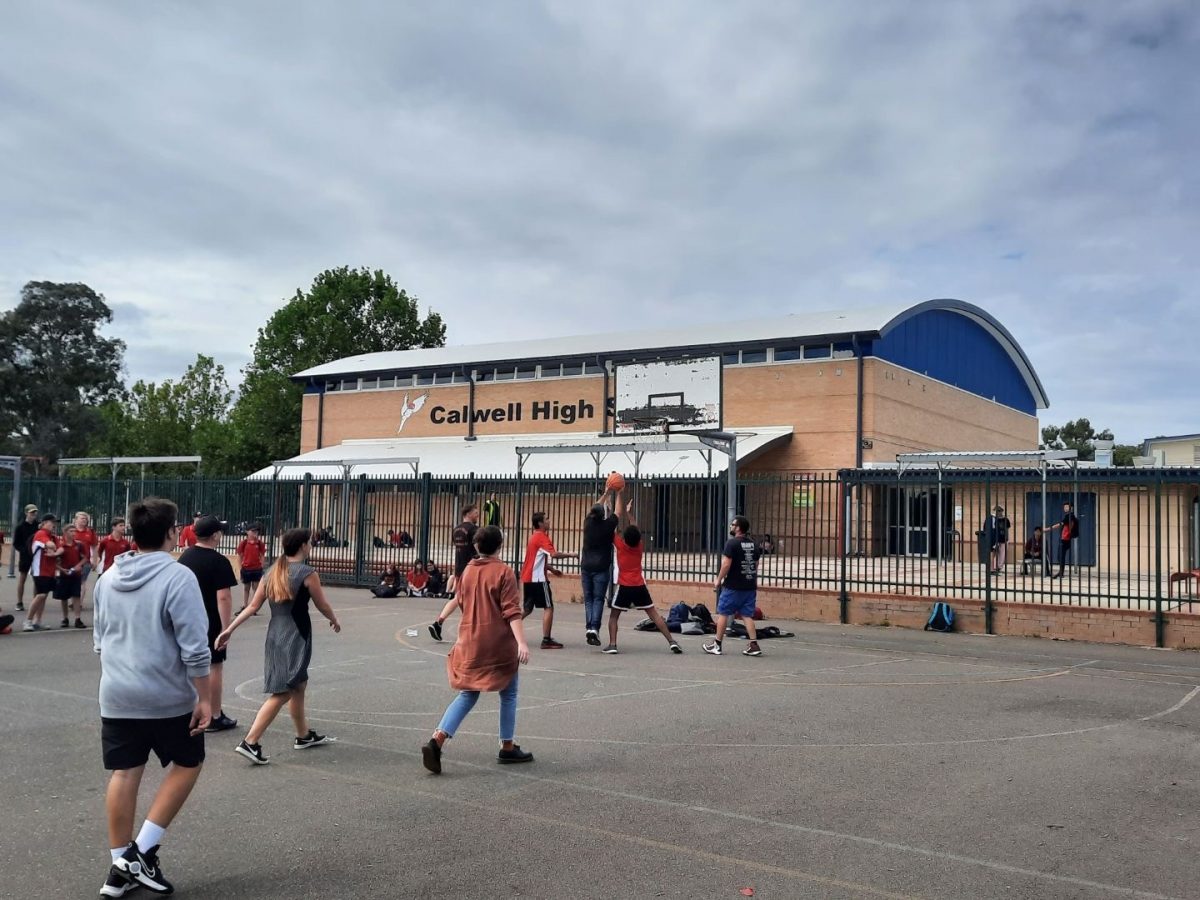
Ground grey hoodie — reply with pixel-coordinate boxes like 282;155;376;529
93;550;211;719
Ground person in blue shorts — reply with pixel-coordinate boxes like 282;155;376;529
703;515;762;657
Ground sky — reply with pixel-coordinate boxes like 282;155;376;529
2;1;1197;445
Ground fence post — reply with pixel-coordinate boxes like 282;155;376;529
417;473;433;566
839;473;850;625
1154;475;1164;648
984;476;994;635
354;475;369;587
512;472;525;571
301;473;312;530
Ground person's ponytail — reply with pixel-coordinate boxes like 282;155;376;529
265;528;311;603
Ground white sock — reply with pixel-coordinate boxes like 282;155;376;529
135;820;165;853
110;847;125;863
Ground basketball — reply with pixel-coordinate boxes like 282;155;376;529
605;471;626;493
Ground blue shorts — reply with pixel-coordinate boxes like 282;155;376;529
717;588;757;618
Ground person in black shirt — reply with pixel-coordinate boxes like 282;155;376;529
483;493;502;528
703;515;762;657
429;504;480;642
13;504;39;612
1049;502;1080;579
178;515;240;732
580;490;618;646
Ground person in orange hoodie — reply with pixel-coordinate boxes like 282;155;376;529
421;526;531;774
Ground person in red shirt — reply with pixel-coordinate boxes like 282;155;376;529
407;561;430;596
73;511;99;606
519;512;570;650
177;512;201;551
604;492;680;655
55;524;87;628
235;524;266;611
96;518;132;575
23;514;62;631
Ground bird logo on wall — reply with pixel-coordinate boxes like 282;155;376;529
398;391;429;433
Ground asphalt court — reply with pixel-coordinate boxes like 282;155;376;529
4;588;1200;899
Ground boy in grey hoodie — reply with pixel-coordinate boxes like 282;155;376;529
93;497;211;897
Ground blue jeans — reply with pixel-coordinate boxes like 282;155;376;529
580;570;610;632
436;673;519;742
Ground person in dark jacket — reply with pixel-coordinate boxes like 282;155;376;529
579;490;618;647
13;504;39;612
1022;526;1046;576
980;506;1011;575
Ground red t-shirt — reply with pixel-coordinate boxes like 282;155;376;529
75;527;98;561
97;536;132;572
58;541;84;574
32;529;59;577
408;568;429;590
179;524;197;549
237;538;265;570
613;533;645;587
520;531;557;583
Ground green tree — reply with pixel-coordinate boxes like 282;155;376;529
1041;418;1135;465
93;354;235;473
226;267;446;472
0;282;125;463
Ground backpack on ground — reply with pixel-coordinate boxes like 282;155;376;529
689;603;715;629
924;602;955;633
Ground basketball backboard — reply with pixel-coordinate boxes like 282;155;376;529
613;356;722;434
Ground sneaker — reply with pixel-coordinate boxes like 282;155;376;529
74;618;86;629
421;738;442;774
99;864;137;897
114;843;173;894
702;641;723;656
428;620;444;642
61;618;70;628
15;601;23;611
205;713;238;733
235;739;269;765
497;744;534;764
742;642;763;657
585;630;601;646
540;637;564;650
22;620;35;632
294;729;336;749
669;642;683;654
601;644;619;654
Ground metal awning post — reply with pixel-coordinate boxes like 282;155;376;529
2;456;21;577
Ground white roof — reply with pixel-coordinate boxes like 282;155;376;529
246;428;793;480
293;304;908;380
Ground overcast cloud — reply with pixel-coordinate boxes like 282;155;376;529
2;1;1197;444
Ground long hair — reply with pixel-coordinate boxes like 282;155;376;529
265;528;310;603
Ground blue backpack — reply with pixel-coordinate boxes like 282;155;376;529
924;602;955;633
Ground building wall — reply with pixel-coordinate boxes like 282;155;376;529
1147;439;1200;467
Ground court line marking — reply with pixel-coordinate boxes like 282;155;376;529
266;753;921;900
282;735;1185;900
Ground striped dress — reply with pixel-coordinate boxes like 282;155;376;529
262;562;315;694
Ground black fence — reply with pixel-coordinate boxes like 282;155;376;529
3;468;1198;642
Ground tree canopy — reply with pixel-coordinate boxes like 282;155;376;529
1040;418;1136;466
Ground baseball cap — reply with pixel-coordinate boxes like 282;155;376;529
194;515;228;538
24;504;38;514
39;513;57;523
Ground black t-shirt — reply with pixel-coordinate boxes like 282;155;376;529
14;520;37;557
721;536;760;591
178;546;238;635
581;515;619;572
1060;512;1080;543
452;521;479;576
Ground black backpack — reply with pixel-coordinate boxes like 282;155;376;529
924;602;955;633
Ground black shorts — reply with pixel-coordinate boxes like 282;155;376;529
241;568;263;585
522;582;553;612
609;584;654;610
101;713;205;770
32;575;56;596
207;633;227;665
53;575;83;601
17;552;32;574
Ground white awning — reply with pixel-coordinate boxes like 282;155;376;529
246;427;793;480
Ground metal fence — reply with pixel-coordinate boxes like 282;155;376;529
3;468;1197;642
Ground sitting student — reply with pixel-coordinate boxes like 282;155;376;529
371;565;405;598
407;561;430;597
426;562;447;598
758;534;776;555
1022;526;1047;576
388;529;414;548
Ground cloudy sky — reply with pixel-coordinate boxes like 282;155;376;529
2;1;1197;444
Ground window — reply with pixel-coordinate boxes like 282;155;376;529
379;376;395;389
516;366;537;380
1193;444;1200;464
434;371;456;385
326;381;340;392
478;369;495;382
722;351;739;366
494;367;515;381
741;349;767;364
584;363;603;375
773;346;802;361
832;341;855;359
804;344;831;360
361;376;379;390
416;373;434;386
561;362;583;377
340;378;359;391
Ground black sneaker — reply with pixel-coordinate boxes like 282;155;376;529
585;630;601;646
497;744;534;764
205;713;238;733
61;618;70;628
99;864;137;897
235;739;269;765
742;642;763;657
428;620;444;642
421;738;442;774
15;601;23;611
601;644;619;654
74;618;86;629
669;642;683;654
114;843;173;895
294;729;336;749
541;637;564;650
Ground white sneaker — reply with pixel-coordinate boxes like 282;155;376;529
702;641;722;656
22;620;34;632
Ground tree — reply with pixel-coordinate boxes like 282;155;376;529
1041;418;1135;465
226;267;446;472
0;282;125;463
92;354;235;473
